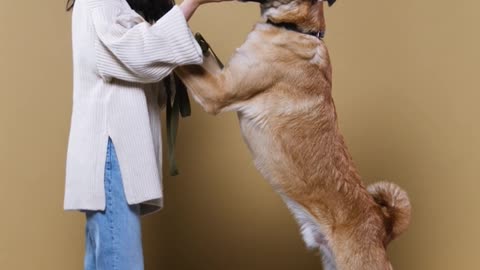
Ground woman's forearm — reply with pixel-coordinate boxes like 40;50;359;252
179;0;200;21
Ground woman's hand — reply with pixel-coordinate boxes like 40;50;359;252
195;0;231;4
179;0;231;21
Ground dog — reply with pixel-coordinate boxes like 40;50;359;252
175;0;411;269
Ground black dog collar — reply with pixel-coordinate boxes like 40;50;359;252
266;20;325;39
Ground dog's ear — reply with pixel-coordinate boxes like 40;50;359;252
327;0;336;6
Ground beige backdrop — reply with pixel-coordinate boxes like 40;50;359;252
1;0;479;269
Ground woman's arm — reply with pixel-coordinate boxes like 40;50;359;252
180;0;228;21
91;0;228;83
179;0;200;21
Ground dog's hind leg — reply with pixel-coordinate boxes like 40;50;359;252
280;195;337;269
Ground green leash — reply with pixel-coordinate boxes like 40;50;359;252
165;74;190;176
165;33;223;176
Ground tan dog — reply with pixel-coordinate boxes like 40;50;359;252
175;0;411;269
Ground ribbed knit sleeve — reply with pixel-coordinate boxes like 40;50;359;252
91;5;203;83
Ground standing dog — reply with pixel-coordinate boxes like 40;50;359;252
175;0;411;269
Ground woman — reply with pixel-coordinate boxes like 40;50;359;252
63;0;226;269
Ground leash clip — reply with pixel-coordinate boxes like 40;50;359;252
194;33;224;69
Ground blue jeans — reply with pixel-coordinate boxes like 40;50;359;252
84;139;144;270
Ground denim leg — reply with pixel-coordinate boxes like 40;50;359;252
84;138;144;270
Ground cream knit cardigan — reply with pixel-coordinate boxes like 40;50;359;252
64;0;203;215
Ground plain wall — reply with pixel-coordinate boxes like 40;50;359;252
1;0;479;269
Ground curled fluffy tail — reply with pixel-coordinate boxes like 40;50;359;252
367;182;411;241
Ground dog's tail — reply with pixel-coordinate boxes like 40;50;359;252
367;182;411;242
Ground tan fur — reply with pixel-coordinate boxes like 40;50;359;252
175;1;411;269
